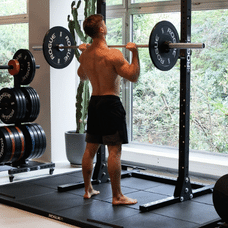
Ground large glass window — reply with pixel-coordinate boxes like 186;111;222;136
0;0;27;16
106;0;123;6
0;0;28;89
131;0;173;4
132;10;228;153
190;9;228;153
132;13;180;147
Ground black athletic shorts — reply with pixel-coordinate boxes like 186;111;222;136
86;95;128;145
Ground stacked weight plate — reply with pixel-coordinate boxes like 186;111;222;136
0;87;40;124
0;49;46;165
0;124;46;163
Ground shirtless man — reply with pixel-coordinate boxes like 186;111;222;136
77;14;140;205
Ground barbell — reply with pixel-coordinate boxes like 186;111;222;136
32;20;205;71
0;49;40;85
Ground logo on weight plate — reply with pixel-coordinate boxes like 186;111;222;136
48;33;56;60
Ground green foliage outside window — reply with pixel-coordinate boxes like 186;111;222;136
106;10;228;154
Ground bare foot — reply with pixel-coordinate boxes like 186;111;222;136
83;189;100;199
112;195;137;205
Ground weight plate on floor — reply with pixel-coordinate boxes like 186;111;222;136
149;21;180;71
13;49;36;85
0;127;12;163
0;88;19;124
43;26;75;69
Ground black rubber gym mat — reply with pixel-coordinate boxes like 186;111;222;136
0;170;220;228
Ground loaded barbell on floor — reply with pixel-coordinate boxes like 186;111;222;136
0;49;40;85
32;21;205;71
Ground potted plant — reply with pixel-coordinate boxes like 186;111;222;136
65;0;96;165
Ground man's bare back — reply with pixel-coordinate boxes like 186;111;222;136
78;20;140;95
78;43;121;96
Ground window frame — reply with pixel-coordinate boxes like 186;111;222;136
0;0;28;25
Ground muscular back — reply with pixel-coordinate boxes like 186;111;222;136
79;44;121;96
78;42;140;96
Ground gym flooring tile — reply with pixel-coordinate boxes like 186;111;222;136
0;182;54;200
105;190;171;210
69;182;139;201
119;176;164;191
192;193;213;205
151;197;219;225
29;173;84;190
57;199;139;225
143;182;176;196
17;191;94;213
112;211;198;228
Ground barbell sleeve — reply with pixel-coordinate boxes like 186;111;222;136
168;42;205;49
32;46;43;51
0;65;13;70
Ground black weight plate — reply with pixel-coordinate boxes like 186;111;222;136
13;49;36;85
20;124;36;160
18;89;27;120
7;126;22;163
33;123;46;158
149;21;180;71
20;87;37;122
26;87;38;121
32;124;43;158
4;126;17;163
14;88;26;121
0;88;19;124
24;87;38;122
20;87;34;122
15;126;25;161
13;89;22;120
0;127;12;163
28;124;40;159
29;87;40;121
43;26;75;69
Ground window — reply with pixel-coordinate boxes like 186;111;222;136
131;0;173;3
0;0;28;89
132;10;228;153
107;1;228;156
106;0;123;6
0;0;27;16
132;13;180;147
190;9;228;153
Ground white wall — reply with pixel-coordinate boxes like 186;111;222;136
29;0;79;163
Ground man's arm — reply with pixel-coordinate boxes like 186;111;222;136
77;45;90;81
112;43;140;82
77;62;88;81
